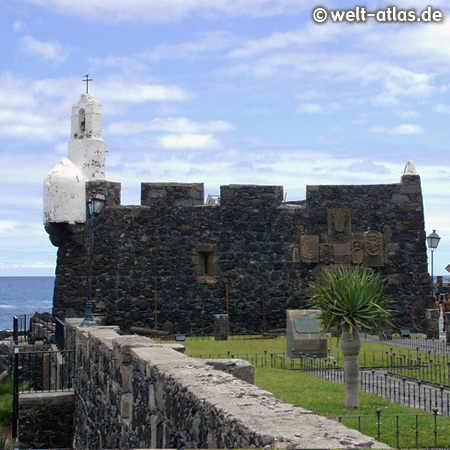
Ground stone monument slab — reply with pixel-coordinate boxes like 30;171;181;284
214;314;228;341
286;309;327;358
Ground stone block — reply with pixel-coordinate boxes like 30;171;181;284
121;392;133;420
213;314;228;340
220;184;283;208
205;358;255;384
333;242;352;264
165;343;185;353
286;309;327;358
399;183;422;194
141;182;204;207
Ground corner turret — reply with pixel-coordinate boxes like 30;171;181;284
44;158;86;224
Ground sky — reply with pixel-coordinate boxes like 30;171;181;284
0;0;449;277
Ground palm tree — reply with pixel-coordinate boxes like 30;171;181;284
309;265;391;410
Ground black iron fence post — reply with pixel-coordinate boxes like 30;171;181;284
13;316;18;345
12;348;19;439
55;317;65;350
376;408;381;442
433;408;438;448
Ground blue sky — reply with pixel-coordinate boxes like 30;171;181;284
1;0;449;276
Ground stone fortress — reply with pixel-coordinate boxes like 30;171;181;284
44;92;430;335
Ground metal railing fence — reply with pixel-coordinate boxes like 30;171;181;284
189;351;450;416
13;314;56;345
12;347;74;439
328;408;445;449
14;348;74;393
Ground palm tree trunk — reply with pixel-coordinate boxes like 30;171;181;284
341;323;361;410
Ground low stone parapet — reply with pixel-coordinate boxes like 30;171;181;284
66;319;388;449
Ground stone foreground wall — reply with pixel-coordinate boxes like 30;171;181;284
19;391;74;449
67;319;387;449
51;174;429;334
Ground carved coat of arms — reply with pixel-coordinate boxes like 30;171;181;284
352;241;364;264
332;210;348;233
364;230;383;256
300;235;319;263
328;208;351;242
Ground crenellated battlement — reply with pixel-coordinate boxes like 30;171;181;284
44;93;430;335
220;184;283;208
141;182;204;207
49;168;429;334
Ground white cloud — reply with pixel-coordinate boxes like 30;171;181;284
96;82;191;103
0;221;17;232
371;67;435;107
142;31;238;61
369;126;387;134
297;103;324;114
20;0;311;22
158;134;220;149
435;104;450;114
226;23;342;59
296;102;340;114
13;21;26;32
107;117;233;135
20;35;69;63
0;261;55;269
369;124;424;135
395;109;419;119
0;72;74;140
391;124;424;135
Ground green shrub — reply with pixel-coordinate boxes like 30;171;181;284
0;380;13;428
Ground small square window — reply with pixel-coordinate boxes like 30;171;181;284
194;243;218;284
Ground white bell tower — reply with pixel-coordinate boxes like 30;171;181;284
44;78;107;225
68;93;106;181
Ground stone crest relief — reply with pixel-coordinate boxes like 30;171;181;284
364;230;384;267
364;230;383;256
351;241;364;265
328;208;351;243
300;235;319;263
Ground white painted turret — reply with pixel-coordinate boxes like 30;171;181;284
43;92;107;225
44;158;86;224
403;160;417;175
68;94;106;181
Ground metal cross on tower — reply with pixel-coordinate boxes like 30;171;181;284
83;74;93;94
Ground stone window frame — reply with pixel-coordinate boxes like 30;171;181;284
193;243;218;284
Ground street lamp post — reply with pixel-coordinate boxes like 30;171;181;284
427;229;441;299
80;190;106;327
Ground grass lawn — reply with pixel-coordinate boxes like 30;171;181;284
160;335;450;448
176;335;450;384
256;367;448;449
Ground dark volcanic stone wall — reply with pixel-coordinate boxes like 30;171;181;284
19;391;74;449
50;175;429;334
67;320;386;449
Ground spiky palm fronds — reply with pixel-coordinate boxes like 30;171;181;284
309;265;391;337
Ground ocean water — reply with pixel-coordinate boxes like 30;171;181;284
0;277;54;331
